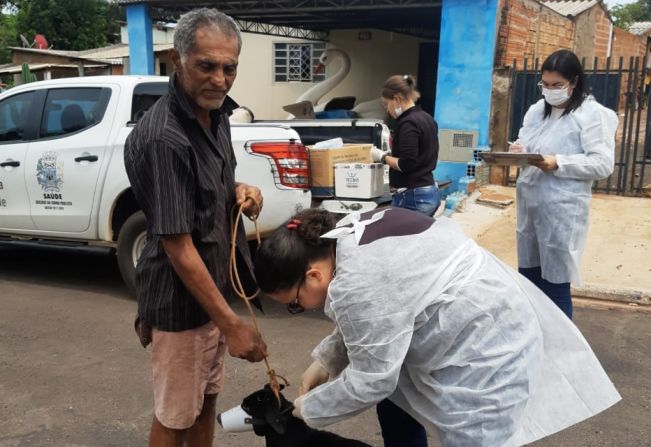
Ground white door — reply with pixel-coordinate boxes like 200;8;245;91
26;87;114;233
0;90;39;231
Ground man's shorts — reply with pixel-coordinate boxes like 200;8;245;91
151;321;227;430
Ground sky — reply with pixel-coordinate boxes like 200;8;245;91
604;0;640;7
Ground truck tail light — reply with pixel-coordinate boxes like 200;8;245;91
250;142;310;189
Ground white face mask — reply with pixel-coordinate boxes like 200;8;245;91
542;86;571;106
394;105;403;116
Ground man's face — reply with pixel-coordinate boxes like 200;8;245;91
172;26;239;113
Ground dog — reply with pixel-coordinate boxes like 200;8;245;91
223;384;372;447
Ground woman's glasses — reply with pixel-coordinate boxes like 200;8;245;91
537;81;569;91
287;281;305;315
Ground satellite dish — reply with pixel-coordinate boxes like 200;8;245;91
19;34;33;48
34;34;49;50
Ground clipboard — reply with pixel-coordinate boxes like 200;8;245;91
479;152;544;166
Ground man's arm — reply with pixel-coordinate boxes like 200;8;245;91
161;233;267;362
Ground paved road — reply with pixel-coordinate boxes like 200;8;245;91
0;242;649;446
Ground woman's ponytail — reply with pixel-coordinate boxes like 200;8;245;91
382;74;420;102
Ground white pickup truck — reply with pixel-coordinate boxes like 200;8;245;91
0;76;389;292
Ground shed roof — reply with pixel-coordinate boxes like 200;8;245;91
540;0;601;17
0;62;109;75
117;0;441;39
628;21;651;35
9;44;174;65
78;43;174;60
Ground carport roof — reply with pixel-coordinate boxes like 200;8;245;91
117;0;441;39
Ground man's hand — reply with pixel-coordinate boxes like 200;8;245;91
223;317;268;362
529;155;558;172
298;360;329;396
235;183;263;219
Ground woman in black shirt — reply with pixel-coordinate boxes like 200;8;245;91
373;75;440;216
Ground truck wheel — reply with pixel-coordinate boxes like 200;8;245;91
117;211;147;296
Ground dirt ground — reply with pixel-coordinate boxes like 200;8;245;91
453;186;651;296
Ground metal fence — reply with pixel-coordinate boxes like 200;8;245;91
507;56;651;196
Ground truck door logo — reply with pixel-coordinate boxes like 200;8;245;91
36;151;64;193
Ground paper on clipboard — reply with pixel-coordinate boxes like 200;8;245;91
479;152;544;166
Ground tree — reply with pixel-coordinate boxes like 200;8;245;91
609;0;651;29
0;8;17;64
14;0;113;51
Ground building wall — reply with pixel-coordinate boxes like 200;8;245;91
11;52;75;65
120;25;318;119
229;33;327;120
496;1;647;69
121;25;174;45
611;27;647;63
322;29;425;107
435;0;500;148
230;29;424;120
119;24;424;119
495;0;573;67
574;6;612;67
574;9;596;64
593;7;613;60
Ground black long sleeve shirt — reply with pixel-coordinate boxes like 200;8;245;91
390;106;439;189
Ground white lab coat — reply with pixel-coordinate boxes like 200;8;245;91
516;97;618;284
301;214;620;446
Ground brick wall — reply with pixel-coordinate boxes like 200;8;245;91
495;0;574;67
573;5;614;68
593;7;612;60
496;1;648;69
11;51;74;65
611;27;647;63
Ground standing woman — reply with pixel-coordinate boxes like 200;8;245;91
372;75;441;216
510;49;618;319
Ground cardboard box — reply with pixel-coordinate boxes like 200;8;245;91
334;163;385;199
308;144;372;197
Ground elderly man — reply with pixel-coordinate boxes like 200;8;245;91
124;8;266;447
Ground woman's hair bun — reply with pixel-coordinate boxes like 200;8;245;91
294;209;337;246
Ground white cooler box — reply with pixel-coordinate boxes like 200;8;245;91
334;163;384;199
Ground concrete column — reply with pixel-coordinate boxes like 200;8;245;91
433;0;500;194
126;4;155;75
434;0;500;147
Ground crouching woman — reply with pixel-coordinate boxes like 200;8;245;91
254;208;620;447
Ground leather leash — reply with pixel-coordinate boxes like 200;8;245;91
229;196;288;405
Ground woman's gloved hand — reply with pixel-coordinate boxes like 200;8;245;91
298;360;329;396
371;147;388;163
292;395;304;420
508;141;527;153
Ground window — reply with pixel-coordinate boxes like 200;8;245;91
39;88;111;138
274;42;326;83
0;91;37;143
131;82;167;122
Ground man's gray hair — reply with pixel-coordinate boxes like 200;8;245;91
174;8;242;61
